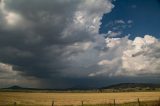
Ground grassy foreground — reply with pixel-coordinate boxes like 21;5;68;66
0;92;160;106
0;101;160;106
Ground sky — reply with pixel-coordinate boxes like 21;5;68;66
100;0;160;39
0;0;160;89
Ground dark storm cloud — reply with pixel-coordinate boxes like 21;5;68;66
0;0;82;78
0;0;115;88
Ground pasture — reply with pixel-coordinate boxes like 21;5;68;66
0;92;160;106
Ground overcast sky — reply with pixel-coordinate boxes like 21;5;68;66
0;0;160;89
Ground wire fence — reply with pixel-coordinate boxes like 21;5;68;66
6;97;160;106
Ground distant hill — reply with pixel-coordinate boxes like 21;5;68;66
1;83;160;92
2;85;72;91
101;83;160;89
2;85;94;91
6;85;24;89
99;83;160;92
2;85;42;91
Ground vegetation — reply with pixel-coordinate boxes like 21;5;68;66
0;83;160;106
1;83;160;93
99;83;160;93
0;92;160;106
0;100;160;106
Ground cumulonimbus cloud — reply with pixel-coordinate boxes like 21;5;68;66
0;0;159;88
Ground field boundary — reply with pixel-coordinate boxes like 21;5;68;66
2;97;160;106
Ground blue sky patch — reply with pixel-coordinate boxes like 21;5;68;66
99;0;160;39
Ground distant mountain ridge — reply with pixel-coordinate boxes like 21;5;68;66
7;85;23;89
2;85;44;90
1;83;160;92
101;83;160;89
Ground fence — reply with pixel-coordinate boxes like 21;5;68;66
11;97;160;106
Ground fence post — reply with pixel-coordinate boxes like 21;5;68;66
81;101;84;106
52;100;54;106
14;102;16;106
113;99;116;106
137;98;140;106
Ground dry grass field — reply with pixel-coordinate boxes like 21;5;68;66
0;92;160;106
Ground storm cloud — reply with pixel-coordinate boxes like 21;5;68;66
0;0;159;88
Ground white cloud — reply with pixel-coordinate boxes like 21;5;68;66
89;35;160;77
144;35;158;44
115;20;125;24
121;35;159;75
62;0;114;37
105;37;121;47
106;30;122;38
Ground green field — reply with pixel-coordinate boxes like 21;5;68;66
0;92;160;106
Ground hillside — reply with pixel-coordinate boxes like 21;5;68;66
1;83;160;92
102;83;160;89
99;83;160;92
